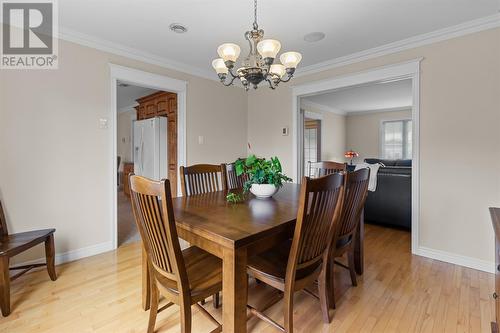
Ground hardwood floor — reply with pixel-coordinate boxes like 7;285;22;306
117;189;140;246
0;224;494;332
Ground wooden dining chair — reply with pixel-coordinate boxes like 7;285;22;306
246;173;345;332
180;164;228;196
225;162;249;190
0;200;56;317
328;168;370;309
308;161;347;178
129;175;222;333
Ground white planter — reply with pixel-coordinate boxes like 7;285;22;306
250;184;278;199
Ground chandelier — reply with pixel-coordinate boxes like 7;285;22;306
211;0;302;90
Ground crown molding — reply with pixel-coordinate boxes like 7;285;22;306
58;27;217;81
300;99;346;115
296;13;500;77
346;105;413;116
57;13;500;83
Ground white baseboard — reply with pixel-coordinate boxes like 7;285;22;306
17;241;114;268
415;246;495;274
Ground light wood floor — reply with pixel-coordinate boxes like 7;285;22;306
0;224;494;332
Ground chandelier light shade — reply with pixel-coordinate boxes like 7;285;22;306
212;58;228;74
212;0;302;90
217;43;241;63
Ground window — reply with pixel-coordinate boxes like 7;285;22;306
381;119;412;159
303;119;321;176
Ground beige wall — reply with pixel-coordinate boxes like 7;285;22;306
346;109;411;162
117;109;134;168
248;28;500;265
0;38;248;262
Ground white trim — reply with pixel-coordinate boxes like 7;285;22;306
300;99;346;115
296;14;500;77
109;64;187;250
415;246;495;273
60;28;216;81
292;58;421;256
17;241;114;268
347;106;412;116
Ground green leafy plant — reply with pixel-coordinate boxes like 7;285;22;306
234;155;292;193
226;192;244;204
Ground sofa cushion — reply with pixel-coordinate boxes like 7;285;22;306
395;159;412;167
364;158;412;167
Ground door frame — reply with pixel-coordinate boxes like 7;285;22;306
291;58;422;254
109;64;187;250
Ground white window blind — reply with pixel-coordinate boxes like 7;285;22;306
381;119;412;159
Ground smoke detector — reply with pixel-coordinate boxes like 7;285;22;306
169;23;188;34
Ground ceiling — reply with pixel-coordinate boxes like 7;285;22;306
59;0;498;77
116;83;157;111
302;79;412;114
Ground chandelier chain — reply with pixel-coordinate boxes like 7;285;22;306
253;0;258;30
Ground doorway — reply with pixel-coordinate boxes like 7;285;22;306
292;59;421;254
109;64;187;250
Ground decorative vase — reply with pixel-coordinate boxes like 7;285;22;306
250;184;278;199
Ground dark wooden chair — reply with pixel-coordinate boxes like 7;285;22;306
329;168;370;309
129;175;222;333
179;164;228;196
0;200;56;317
225;162;249;190
308;161;347;178
246;173;345;332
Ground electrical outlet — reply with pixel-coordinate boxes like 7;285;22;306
198;135;204;144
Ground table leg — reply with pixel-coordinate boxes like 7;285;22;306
142;246;151;310
354;208;364;275
222;247;248;333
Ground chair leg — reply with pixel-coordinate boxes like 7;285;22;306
180;300;192;333
283;289;294;333
147;284;159;333
347;248;357;287
329;257;336;310
213;292;220;309
318;268;331;323
0;256;10;317
45;234;57;281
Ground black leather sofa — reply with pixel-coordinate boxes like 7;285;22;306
363;158;412;229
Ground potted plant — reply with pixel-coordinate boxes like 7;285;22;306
234;155;292;199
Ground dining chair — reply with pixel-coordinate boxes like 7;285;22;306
129;175;222;333
225;162;249;190
308;161;347;178
246;173;345;332
0;199;57;317
180;164;228;196
328;168;370;309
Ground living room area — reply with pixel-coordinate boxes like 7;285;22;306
301;78;413;233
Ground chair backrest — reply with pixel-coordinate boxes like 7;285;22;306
286;173;345;281
308;161;347;178
225;162;249;190
129;175;189;292
0;200;8;237
335;168;370;242
179;164;227;196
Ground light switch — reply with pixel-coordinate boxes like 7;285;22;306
99;118;108;129
198;136;204;144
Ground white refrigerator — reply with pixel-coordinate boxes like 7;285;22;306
133;117;168;181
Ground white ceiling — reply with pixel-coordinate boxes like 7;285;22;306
59;0;498;77
302;79;412;114
116;83;157;111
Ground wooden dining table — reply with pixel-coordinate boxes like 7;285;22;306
141;183;364;333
